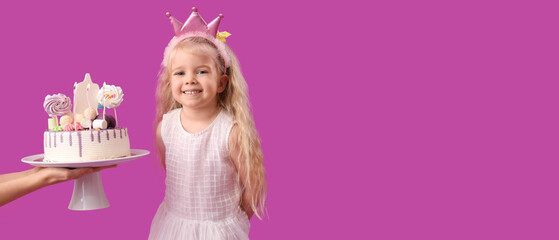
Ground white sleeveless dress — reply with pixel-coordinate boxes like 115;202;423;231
149;108;250;240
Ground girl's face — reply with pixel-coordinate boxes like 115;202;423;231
169;47;227;110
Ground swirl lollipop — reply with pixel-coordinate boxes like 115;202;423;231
44;94;72;116
97;83;124;127
43;94;72;130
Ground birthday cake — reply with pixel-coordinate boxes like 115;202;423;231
42;73;131;162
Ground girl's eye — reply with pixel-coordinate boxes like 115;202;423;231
198;70;208;74
174;71;185;76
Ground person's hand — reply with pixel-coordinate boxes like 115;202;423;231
34;165;117;186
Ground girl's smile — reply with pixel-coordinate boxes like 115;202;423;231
182;89;203;95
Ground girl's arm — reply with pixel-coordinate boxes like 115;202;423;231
0;166;115;207
156;121;166;171
229;125;254;220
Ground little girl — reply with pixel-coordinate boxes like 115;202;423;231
149;7;267;240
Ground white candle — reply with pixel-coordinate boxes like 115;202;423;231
102;82;106;121
87;83;91;110
73;82;77;131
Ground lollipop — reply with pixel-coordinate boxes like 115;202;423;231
97;84;123;108
97;83;124;127
44;94;72;116
43;94;72;130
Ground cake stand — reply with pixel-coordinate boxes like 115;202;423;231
21;149;150;211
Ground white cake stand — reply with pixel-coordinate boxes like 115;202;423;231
21;149;150;211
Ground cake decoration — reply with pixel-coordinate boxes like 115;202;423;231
43;94;72;116
84;107;98;120
43;73;131;162
105;115;116;128
75;113;85;124
59;115;74;127
92;119;108;130
74;74;99;116
73;82;78;131
98;82;124;128
51;126;63;132
94;114;116;129
80;118;92;128
43;93;72;130
85;83;99;120
64;122;84;131
97;84;123;108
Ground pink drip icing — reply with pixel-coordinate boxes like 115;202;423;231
77;132;82;157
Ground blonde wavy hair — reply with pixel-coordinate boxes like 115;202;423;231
155;36;267;219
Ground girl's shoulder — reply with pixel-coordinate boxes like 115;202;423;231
221;109;235;125
163;108;181;121
161;108;181;132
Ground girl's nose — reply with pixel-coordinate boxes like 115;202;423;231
185;78;197;84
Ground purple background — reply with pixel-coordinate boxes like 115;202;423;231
0;0;557;239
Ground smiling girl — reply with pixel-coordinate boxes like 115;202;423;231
148;8;267;240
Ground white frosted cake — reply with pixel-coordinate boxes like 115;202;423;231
44;128;130;162
42;73;131;162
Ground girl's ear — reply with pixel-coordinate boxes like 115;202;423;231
218;74;228;93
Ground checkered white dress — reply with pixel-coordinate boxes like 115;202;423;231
149;108;250;240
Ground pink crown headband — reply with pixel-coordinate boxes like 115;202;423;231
165;7;231;69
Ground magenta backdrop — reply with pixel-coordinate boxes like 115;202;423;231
1;0;558;239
